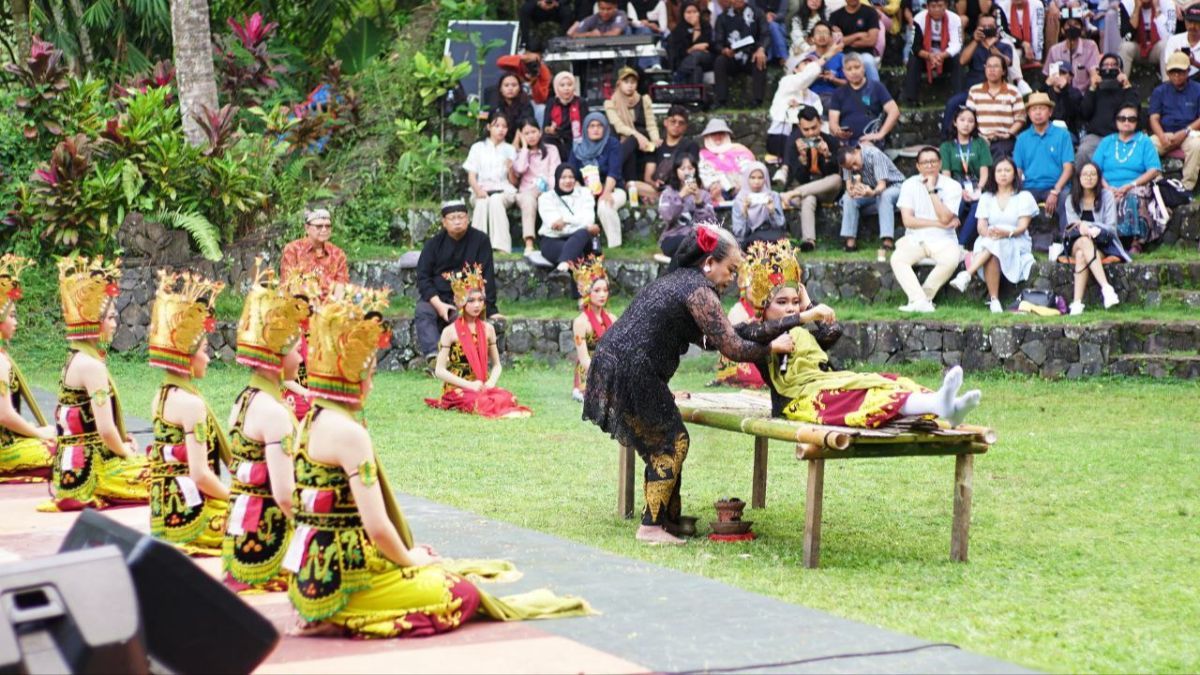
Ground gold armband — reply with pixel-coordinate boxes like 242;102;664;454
90;388;111;408
348;460;378;486
188;419;209;444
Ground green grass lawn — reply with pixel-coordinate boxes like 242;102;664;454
10;342;1197;673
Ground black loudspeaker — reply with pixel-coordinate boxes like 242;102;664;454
649;83;708;107
0;546;147;674
59;510;280;674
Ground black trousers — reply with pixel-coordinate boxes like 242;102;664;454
519;0;573;47
673;50;714;85
618;135;656;182
415;300;457;358
902;52;960;103
540;228;598;266
740;228;788;247
713;54;766;106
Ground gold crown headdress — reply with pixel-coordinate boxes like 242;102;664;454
0;254;34;320
568;254;608;307
236;257;317;372
148;270;225;374
443;263;486;309
58;255;122;341
741;240;802;313
307;284;391;404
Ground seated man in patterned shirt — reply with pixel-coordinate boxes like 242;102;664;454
280;208;349;295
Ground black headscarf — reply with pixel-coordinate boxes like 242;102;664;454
554;164;577;197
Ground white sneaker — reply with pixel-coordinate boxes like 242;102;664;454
772;166;788;185
572;388;585;403
1101;285;1120;309
898;300;936;313
988;298;1003;313
949;270;971;293
652;253;671;264
1069;301;1085;316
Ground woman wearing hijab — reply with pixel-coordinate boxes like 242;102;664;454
697;118;757;201
538;164;600;272
604;66;662;186
731;161;787;245
568;112;627;248
544;71;589;161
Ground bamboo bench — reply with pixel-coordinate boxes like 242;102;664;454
616;391;996;568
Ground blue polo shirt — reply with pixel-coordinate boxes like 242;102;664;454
1149;80;1200;133
1013;124;1074;191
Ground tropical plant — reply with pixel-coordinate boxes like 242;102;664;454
16;134;124;251
193;103;239;157
111;59;175;100
215;12;288;108
4;37;71;143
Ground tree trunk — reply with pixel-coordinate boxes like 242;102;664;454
169;0;220;146
67;0;94;69
47;0;77;72
12;0;31;59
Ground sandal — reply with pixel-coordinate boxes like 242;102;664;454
881;237;895;251
843;239;858;252
800;239;816;252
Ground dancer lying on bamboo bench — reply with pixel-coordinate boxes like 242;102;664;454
736;240;983;428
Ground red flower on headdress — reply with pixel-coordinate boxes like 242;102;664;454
299;317;310;331
204;316;217;333
696;226;718;253
104;282;119;297
7;286;21;301
768;272;784;286
377;330;392;349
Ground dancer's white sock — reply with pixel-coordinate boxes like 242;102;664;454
899;366;964;419
947;390;982;428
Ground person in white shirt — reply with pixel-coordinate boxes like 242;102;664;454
891;146;964;313
537;164;601;271
900;0;964;105
1117;0;1176;76
464;110;518;254
1159;3;1200;81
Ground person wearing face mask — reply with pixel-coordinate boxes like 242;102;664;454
1038;60;1082;131
1076;52;1138;166
1042;10;1100;93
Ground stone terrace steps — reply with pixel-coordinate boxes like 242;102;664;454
1109;354;1200;378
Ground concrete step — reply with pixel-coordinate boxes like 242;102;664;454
1109;354;1200;378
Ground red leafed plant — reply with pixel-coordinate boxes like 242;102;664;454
193;103;241;157
112;60;177;103
4;37;70;142
215;13;286;107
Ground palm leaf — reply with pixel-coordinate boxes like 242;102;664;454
150;209;223;261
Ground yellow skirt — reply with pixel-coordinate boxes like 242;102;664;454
324;565;482;639
42;444;150;511
165;498;230;557
0;437;53;483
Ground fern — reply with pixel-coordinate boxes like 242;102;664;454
150;210;224;261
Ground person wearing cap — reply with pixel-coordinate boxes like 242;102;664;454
415;201;501;364
1042;8;1101;93
1116;0;1176;77
900;0;963;105
1150;50;1200;191
1076;53;1138;166
604;67;662;187
280;208;349;295
1013;91;1075;233
828;52;900;146
1039;59;1082;131
712;0;771;107
697;118;757;201
1159;3;1200;81
766;51;827;172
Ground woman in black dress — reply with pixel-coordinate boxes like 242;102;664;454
582;225;800;545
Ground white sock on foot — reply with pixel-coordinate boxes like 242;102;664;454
947;390;982;427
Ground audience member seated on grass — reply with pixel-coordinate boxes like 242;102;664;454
465;111;518;254
657;154;715;259
830;0;884;82
1043;10;1100;93
1116;0;1175;77
713;0;771;107
838;143;905;252
789;0;831;57
280;208;349;295
667;0;716;84
538;165;601;272
1040;61;1082;130
497;47;552;109
949;157;1037;312
604;67;662;188
1014;92;1074;236
804;21;847;111
512;117;562;257
1061;162;1128;314
428;265;532;419
1150;51;1200;192
698;118;757;199
544;72;589;162
519;0;573;50
569;0;631;37
781;106;842;251
732;161;788;244
892;146;964;314
1158;4;1200;81
489;74;537;144
941;107;991;249
415;202;500;365
766;52;829;167
650;105;700;192
901;0;963;105
568;113;627;248
995;0;1045;74
570;255;617;402
828;53;899;146
965;53;1027;159
1076;53;1138;165
1096;103;1163;253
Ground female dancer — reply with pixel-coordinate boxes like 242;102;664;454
286;285;589;636
0;255;55;483
147;270;230;556
426;264;531;419
569;255;616;402
583;224;799;545
709;271;766;390
46;255;149;511
223;262;311;590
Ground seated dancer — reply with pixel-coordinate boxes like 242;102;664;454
426;264;532;419
147;271;230;556
223;262;312;591
709;269;766;390
737;240;982;428
45;256;149;511
583;225;800;545
285;285;590;636
569;255;616;403
0;255;56;483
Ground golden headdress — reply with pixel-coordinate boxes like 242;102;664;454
0;254;34;320
58;255;122;341
148;270;225;374
236;257;316;371
568;254;608;306
741;240;802;313
307;284;391;404
443;263;486;309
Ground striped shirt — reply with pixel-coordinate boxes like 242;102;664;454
842;144;906;188
965;83;1027;141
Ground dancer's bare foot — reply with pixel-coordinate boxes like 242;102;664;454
636;525;686;545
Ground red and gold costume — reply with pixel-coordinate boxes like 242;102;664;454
569;255;615;398
0;255;55;483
